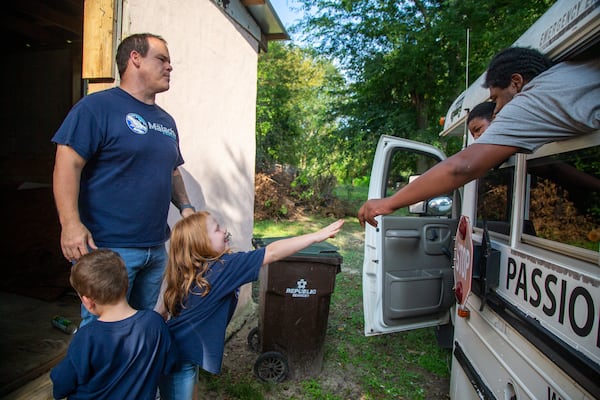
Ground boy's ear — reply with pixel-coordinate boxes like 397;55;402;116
80;295;96;313
510;73;525;92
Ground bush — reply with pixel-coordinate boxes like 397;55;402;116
254;166;357;221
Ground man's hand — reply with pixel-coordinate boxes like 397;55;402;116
357;198;394;228
180;207;195;218
60;222;97;261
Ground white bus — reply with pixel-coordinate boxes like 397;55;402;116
362;0;600;398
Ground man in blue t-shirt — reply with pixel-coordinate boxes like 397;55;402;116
52;33;196;326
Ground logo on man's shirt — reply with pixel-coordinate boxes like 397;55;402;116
148;122;176;140
125;113;177;139
126;113;148;134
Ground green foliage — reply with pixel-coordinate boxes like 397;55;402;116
256;0;565;195
302;379;342;400
351;176;370;187
199;369;265;399
262;198;288;219
572;147;600;220
253;218;314;237
256;42;350;181
292;172;338;206
333;184;369;202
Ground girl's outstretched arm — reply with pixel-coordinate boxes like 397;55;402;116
263;219;344;266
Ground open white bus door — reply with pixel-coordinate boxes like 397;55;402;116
362;135;459;342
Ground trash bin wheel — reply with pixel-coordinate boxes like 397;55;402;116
254;351;289;383
247;327;261;352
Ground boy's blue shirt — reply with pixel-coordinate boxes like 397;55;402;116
50;310;177;400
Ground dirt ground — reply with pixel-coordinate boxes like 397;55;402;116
197;297;450;399
223;319;367;398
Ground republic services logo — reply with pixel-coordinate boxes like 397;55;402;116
285;278;317;298
126;113;148;135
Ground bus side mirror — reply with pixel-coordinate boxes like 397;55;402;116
407;174;452;216
427;196;453;216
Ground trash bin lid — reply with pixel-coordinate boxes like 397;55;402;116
252;237;342;265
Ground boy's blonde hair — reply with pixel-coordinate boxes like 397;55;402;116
163;211;229;317
70;249;128;305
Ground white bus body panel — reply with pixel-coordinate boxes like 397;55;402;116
451;292;595;400
451;239;600;400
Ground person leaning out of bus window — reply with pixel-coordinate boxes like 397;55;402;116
467;101;496;140
358;47;600;228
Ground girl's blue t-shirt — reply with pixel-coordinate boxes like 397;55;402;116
167;248;265;374
52;87;184;247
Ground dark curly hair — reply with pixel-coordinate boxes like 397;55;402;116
483;47;553;89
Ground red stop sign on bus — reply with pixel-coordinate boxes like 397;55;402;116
454;215;473;306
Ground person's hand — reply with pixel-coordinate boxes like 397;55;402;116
180;207;195;218
60;221;97;262
357;199;394;228
316;219;344;241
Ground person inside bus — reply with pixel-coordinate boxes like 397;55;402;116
468;93;600;211
467;101;496;140
358;47;599;227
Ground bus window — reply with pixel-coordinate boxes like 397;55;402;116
384;149;447;216
476;166;515;235
525;147;600;253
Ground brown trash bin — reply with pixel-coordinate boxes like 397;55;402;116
249;238;342;382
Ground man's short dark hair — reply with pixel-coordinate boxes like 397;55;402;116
484;47;553;89
115;33;166;78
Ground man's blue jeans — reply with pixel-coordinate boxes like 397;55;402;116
159;363;197;400
79;244;167;326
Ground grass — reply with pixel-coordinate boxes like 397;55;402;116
197;194;451;399
333;184;369;203
323;269;451;399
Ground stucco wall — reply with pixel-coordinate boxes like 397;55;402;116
122;0;260;313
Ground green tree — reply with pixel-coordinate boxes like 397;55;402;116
292;0;554;178
256;42;349;185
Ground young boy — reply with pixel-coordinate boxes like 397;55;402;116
467;101;496;139
50;250;178;400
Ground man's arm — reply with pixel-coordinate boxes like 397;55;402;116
171;167;195;218
53;144;97;260
358;143;519;227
